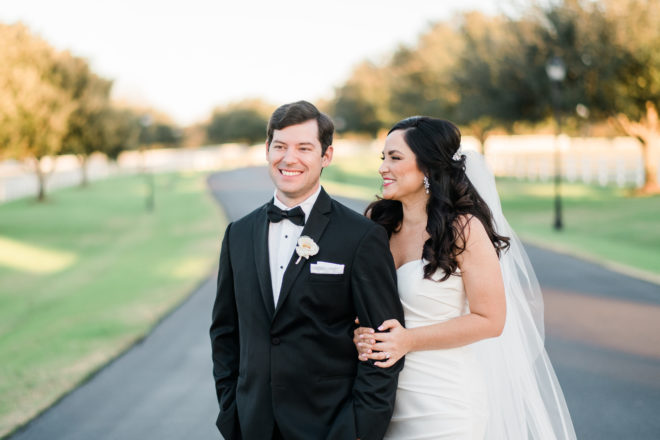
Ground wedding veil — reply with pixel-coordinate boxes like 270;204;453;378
463;150;577;439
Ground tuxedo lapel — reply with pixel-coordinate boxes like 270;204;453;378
253;203;275;318
274;189;332;318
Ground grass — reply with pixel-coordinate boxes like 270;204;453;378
321;151;383;201
0;172;224;438
497;179;660;276
323;153;660;278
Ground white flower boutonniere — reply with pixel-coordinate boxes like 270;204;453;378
295;236;319;264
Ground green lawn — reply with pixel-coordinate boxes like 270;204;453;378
497;179;660;276
322;151;383;201
0;172;224;438
323;153;660;277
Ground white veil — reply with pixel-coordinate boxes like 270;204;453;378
463;150;577;439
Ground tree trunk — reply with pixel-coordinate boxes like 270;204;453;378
79;154;89;187
33;157;47;202
468;123;487;155
477;131;487;155
614;102;660;194
640;135;660;194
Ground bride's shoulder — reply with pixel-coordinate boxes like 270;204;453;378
453;214;474;227
453;214;482;232
453;215;489;247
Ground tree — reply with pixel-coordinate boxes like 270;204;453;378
601;0;660;193
138;116;181;147
60;54;115;186
206;99;272;145
452;12;542;150
331;61;393;135
0;23;75;201
537;0;660;192
330;22;463;137
104;107;141;160
388;22;463;122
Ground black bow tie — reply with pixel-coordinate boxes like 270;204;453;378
267;204;306;226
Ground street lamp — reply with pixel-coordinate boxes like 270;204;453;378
546;56;566;231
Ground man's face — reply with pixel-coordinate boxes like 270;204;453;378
267;119;333;207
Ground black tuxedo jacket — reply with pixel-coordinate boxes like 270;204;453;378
210;188;404;440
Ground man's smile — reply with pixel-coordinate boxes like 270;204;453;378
280;169;303;176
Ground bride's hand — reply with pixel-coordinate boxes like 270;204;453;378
371;319;410;368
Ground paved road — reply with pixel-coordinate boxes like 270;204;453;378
10;167;660;439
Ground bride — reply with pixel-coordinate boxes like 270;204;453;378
354;116;576;439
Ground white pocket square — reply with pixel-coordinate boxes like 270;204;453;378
310;261;345;275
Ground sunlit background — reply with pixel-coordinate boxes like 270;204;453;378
1;0;502;125
1;0;659;439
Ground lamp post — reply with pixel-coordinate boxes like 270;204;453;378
546;56;566;231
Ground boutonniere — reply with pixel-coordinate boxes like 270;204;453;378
295;236;319;264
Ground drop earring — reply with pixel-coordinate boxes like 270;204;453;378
423;176;430;194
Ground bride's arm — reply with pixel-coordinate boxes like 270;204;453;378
359;216;506;368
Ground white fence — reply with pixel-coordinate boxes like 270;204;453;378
482;135;655;187
1;136;658;203
0;144;266;203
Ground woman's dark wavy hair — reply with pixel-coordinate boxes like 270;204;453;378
367;116;510;281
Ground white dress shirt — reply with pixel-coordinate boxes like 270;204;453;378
268;186;321;307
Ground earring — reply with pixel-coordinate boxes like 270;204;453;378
423;176;430;194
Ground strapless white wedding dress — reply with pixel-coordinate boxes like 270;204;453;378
385;259;488;440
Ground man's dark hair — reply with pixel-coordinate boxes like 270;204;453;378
266;100;334;154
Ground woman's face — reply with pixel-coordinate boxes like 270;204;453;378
379;129;427;202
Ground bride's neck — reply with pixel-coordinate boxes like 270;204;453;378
400;195;428;230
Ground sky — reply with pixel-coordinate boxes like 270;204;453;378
1;0;505;125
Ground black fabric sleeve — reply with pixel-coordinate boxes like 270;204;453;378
209;223;242;440
350;224;405;440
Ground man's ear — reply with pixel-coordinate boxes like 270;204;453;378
265;141;269;160
321;145;334;168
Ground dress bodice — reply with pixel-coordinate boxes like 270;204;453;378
386;259;487;440
396;259;468;328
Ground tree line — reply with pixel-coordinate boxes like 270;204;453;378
331;0;660;192
0;22;272;202
0;23;181;200
206;0;660;193
3;0;659;198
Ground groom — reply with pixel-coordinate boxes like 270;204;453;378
210;101;404;440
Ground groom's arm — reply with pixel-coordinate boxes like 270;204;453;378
209;223;242;440
350;224;405;440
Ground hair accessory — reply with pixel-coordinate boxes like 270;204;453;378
453;150;463;161
423;176;430;194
